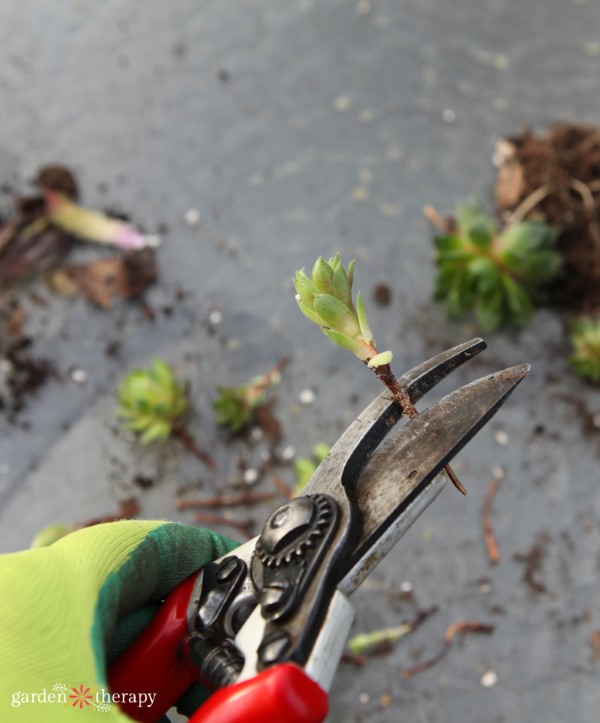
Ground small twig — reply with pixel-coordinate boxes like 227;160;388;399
176;491;276;510
272;475;294;499
194;511;254;539
341;652;367;667
569;178;600;251
371;363;467;495
344;607;438;664
399;620;494;678
423;204;452;233
77;498;141;528
482;477;501;564
173;428;216;470
506;184;551;224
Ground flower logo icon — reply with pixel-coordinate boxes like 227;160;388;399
69;684;94;709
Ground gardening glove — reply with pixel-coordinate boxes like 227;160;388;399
0;520;239;721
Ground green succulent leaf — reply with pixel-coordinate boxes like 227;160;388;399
356;291;374;344
293;269;317;308
456;200;495;248
314;293;362;339
321;328;371;360
311;256;334;294
296;296;324;326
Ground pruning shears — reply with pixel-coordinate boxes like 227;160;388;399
108;338;529;723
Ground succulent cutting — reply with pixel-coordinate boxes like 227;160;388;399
294;254;467;494
294;253;392;368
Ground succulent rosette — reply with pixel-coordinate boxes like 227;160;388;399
294;253;392;368
570;316;600;384
116;358;188;443
433;201;562;331
213;360;286;433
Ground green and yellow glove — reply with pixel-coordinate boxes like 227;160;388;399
0;521;239;721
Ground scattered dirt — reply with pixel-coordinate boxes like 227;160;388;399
372;282;392;307
0;335;53;419
62;248;157;309
513;531;550;595
495;123;600;313
35;165;79;200
253;399;283;442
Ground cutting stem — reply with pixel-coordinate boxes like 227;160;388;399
371;363;467;495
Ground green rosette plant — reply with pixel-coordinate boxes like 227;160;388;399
570;317;600;384
432;201;562;331
213;359;287;433
117;358;188;443
117;358;214;468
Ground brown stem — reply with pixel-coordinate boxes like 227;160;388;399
399;620;494;678
176;491;276;510
506;184;551;224
482;476;501;564
371;364;467;495
173;428;216;470
272;475;294;499
194;511;254;539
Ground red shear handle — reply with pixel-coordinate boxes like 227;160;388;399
190;663;328;723
108;574;197;722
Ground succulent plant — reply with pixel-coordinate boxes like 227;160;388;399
570;316;600;384
432;201;562;331
116;358;188;443
294;253;392;368
213;360;286;433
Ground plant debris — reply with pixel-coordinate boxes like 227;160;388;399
513;532;550;595
176;491;277;510
0;164;159;292
0;334;53;419
194;511;254;539
56;249;157;309
494;123;600;313
346;606;438;663
482;475;502;564
213;357;288;435
399;620;495;678
30;498;141;547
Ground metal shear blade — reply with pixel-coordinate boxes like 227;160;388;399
342;362;530;592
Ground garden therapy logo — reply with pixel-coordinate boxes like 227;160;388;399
10;682;157;711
